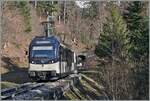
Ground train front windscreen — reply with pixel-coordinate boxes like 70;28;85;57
30;45;58;64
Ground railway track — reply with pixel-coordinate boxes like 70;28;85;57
1;74;81;100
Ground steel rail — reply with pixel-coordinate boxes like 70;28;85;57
1;74;81;100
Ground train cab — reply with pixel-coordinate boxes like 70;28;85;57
27;36;77;81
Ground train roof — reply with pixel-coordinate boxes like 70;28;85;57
30;36;75;52
30;36;59;46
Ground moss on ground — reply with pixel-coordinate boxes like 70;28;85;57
1;81;18;89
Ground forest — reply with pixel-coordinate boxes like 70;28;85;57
1;1;149;100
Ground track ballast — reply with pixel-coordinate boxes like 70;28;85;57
1;74;81;100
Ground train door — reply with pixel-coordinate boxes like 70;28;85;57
72;52;76;71
67;49;74;73
59;46;67;74
59;46;62;75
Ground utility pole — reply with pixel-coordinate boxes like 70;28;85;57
34;0;37;8
116;0;120;6
47;13;50;36
44;1;55;37
58;1;61;24
52;1;54;17
63;0;66;24
46;12;54;37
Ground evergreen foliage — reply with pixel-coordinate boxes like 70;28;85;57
95;4;129;61
36;1;58;16
123;1;148;60
123;1;149;99
95;2;149;99
95;4;131;99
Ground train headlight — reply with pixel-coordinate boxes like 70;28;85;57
32;61;34;63
49;60;54;64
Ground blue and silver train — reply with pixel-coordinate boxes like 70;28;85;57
27;36;78;80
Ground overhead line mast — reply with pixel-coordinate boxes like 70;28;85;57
45;1;55;37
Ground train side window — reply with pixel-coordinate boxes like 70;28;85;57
66;49;73;67
60;46;67;61
59;46;63;54
63;49;65;61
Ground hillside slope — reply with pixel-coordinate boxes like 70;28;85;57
1;3;88;74
1;4;44;74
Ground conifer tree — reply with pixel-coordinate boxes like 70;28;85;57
123;1;148;60
95;4;129;61
95;4;130;99
123;1;149;99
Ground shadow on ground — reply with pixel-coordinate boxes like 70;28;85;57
1;56;32;84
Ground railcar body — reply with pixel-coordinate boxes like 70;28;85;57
28;36;77;80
